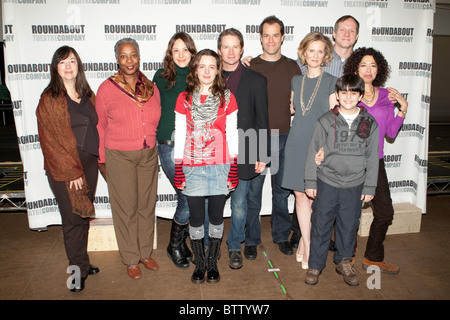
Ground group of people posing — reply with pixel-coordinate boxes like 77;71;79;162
36;14;408;292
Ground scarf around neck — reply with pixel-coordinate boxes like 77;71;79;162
109;70;154;108
186;89;230;150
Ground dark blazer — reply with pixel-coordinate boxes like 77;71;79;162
232;65;269;180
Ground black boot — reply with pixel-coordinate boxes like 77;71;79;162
167;220;190;269
206;237;221;283
190;238;206;284
180;223;192;262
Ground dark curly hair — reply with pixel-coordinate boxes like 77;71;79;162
343;47;390;87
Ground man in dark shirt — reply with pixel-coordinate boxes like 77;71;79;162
245;16;301;257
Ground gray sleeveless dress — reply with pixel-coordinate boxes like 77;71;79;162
282;72;337;192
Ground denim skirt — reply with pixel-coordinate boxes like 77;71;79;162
182;164;230;197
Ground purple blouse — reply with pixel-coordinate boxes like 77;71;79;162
359;87;404;159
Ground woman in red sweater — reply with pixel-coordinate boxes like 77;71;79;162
173;49;239;284
96;38;161;280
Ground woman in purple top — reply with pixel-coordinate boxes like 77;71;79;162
344;47;408;274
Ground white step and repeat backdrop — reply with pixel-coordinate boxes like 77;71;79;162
2;0;434;230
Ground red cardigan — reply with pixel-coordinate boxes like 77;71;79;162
95;78;161;163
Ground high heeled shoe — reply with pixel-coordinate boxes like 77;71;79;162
296;252;303;263
302;260;309;270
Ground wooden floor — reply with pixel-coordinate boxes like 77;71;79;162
0;194;449;303
1;121;449;310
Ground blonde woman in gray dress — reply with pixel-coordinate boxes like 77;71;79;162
282;32;338;269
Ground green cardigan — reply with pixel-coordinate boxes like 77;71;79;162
153;65;189;141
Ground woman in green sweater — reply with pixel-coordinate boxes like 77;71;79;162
153;32;197;269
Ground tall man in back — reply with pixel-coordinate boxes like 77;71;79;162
298;15;359;77
244;16;301;258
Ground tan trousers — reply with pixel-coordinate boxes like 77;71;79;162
105;146;158;265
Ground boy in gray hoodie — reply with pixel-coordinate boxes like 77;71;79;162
304;74;379;286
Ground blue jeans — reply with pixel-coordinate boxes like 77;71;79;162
182;164;230;197
226;179;251;251
246;133;291;245
157;143;190;225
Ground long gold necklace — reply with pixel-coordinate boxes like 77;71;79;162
300;70;323;116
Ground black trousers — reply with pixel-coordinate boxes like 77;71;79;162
47;149;98;278
364;159;395;262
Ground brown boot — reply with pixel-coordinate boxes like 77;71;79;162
336;258;359;286
305;268;321;285
362;257;400;274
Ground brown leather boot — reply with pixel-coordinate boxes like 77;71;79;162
305;268;321;285
336;258;359;286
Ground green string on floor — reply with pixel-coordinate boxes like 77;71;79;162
260;244;293;300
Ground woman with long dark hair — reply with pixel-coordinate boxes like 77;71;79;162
153;32;197;269
36;46;100;292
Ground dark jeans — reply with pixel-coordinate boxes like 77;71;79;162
246;133;291;245
47;149;98;278
364;159;394;262
227;178;251;251
157;142;190;225
309;179;363;271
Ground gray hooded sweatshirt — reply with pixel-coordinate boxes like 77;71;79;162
304;105;379;196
